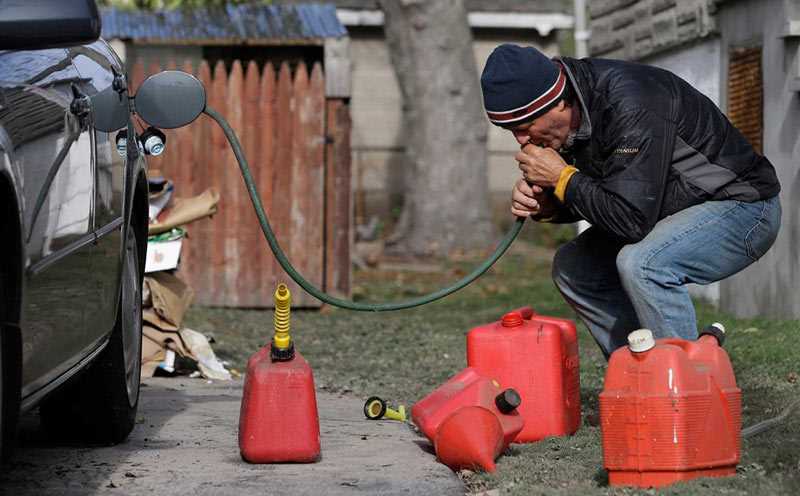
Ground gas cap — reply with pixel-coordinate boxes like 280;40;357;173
501;312;524;328
495;388;522;414
627;329;655;353
699;322;726;346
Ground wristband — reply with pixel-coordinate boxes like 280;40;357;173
554;166;578;203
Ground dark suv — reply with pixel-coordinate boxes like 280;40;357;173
0;0;147;456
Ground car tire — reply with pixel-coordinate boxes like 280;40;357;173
41;225;143;444
0;324;6;460
1;261;19;462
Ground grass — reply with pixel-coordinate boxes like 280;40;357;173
185;238;800;495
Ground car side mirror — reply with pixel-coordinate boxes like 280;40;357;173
0;0;101;50
134;71;207;129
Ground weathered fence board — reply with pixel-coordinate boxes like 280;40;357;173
225;60;244;306
272;62;296;302
257;63;277;303
136;57;348;307
193;61;213;302
210;60;228;306
325;98;352;299
240;61;261;307
306;63;326;290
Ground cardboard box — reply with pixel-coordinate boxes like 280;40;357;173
145;238;183;273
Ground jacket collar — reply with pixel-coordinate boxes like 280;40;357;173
555;56;592;141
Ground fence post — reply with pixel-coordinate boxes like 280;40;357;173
324;97;352;299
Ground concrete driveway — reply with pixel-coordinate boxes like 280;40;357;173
0;378;464;495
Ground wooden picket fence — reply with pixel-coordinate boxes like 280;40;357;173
133;58;351;308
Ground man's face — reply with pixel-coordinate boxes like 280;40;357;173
506;100;572;150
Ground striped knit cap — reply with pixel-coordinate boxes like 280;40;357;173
480;44;566;126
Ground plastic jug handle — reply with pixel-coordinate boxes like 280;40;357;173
510;306;534;320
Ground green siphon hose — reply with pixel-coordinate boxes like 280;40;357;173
203;106;525;312
204;106;799;439
203;105;800;437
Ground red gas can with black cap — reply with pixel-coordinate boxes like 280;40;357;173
600;324;741;488
434;405;507;473
411;367;524;448
238;284;320;463
467;306;581;442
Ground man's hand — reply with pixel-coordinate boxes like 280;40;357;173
515;144;567;188
511;178;558;219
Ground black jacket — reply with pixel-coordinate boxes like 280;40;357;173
551;56;780;242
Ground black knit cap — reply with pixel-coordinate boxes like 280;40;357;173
480;44;566;127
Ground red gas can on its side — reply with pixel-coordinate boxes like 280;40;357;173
411;367;524;448
467;306;581;442
600;326;741;488
434;406;506;473
238;345;321;463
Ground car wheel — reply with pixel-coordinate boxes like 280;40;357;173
41;225;143;444
0;323;5;458
0;272;20;462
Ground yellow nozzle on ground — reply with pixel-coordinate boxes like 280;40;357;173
385;405;407;422
273;283;291;350
363;396;407;422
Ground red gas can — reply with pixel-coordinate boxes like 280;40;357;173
411;367;524;448
238;344;321;463
600;325;741;488
467;306;581;442
434;406;506;473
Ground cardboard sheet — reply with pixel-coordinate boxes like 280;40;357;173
149;188;220;235
142;272;195;331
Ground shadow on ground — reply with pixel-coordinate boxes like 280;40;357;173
0;379;191;494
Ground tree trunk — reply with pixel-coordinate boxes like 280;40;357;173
379;0;494;256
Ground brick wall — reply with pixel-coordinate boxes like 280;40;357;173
588;0;724;60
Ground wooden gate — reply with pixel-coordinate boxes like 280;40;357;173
133;59;351;308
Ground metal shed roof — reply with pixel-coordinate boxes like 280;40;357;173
100;3;347;45
275;0;571;14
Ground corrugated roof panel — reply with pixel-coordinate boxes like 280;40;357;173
276;0;571;14
100;3;347;44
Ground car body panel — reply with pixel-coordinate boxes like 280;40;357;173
69;41;126;341
0;48;97;395
0;39;146;405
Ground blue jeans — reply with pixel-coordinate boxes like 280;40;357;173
551;196;782;358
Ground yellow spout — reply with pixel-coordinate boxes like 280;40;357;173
273;283;291;350
384;405;407;422
363;396;407;422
